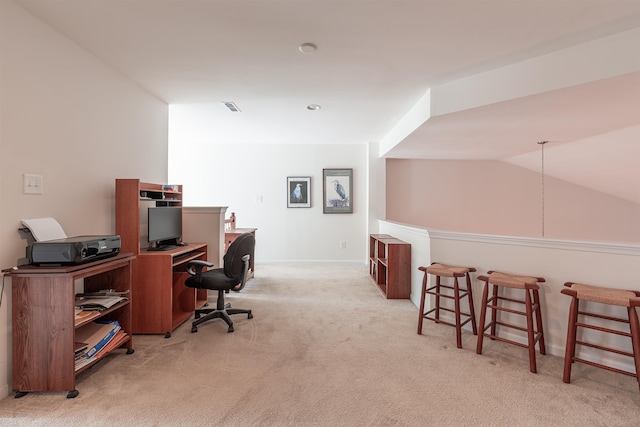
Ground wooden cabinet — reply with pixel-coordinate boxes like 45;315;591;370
115;179;208;337
369;234;411;299
11;254;134;398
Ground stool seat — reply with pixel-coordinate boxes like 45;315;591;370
561;282;640;392
565;283;638;306
483;271;541;289
476;270;546;373
424;263;474;277
417;262;477;349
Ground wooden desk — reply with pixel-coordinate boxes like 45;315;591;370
10;253;135;398
132;243;208;337
225;228;256;277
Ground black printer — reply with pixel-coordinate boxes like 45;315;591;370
27;235;121;265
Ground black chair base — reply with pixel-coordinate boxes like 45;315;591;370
192;288;253;333
192;306;253;333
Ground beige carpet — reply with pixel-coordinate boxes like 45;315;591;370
0;263;639;426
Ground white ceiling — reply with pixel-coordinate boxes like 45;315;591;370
15;0;640;204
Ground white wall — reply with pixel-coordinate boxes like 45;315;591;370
0;1;169;397
168;117;368;262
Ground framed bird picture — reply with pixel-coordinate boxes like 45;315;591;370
287;176;311;208
322;168;353;214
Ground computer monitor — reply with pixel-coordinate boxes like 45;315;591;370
147;206;182;250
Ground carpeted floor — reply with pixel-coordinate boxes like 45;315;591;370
0;263;638;426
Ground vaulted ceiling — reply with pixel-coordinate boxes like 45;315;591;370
15;0;640;203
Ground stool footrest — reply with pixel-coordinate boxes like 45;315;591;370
482;331;544;350
423;313;474;329
576;321;632;338
423;306;473;319
485;301;536;317
578;309;630;325
482;321;544;347
575;339;635;358
572;357;637;378
426;286;470;300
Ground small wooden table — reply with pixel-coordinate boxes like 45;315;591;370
225;228;257;278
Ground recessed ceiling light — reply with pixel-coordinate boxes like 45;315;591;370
306;104;321;111
299;43;317;54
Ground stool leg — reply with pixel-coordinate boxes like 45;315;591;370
417;270;429;334
466;273;478;335
628;306;640;392
434;276;441;322
525;289;537;373
533;289;545;355
489;285;499;339
453;277;462;349
476;281;489;355
563;295;579;384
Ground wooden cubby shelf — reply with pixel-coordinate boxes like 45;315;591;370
369;234;411;299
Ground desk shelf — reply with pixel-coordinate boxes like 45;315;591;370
133;244;209;337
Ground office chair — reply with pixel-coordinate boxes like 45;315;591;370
185;232;255;333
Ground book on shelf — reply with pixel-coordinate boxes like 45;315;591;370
75;295;129;311
75;330;128;371
75;320;121;360
74;341;88;354
74;309;95;321
92;329;127;359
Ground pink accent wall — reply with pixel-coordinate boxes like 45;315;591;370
386;159;640;243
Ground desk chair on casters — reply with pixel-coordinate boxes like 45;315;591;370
185;232;255;333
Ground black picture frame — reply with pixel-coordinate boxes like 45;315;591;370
287;176;311;208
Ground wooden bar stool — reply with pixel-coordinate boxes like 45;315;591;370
561;282;640;392
476;271;546;373
417;262;477;349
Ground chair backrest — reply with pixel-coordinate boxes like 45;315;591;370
223;232;255;279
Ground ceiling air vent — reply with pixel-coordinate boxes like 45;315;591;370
222;102;241;112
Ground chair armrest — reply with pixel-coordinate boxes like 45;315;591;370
187;260;214;276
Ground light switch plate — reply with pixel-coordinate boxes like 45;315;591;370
23;174;43;194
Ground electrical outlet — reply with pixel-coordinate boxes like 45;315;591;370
23;174;43;195
340;241;347;249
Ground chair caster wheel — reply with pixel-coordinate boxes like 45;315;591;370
228;326;234;333
248;313;253;319
191;326;198;333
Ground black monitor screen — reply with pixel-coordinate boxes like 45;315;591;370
147;207;182;246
